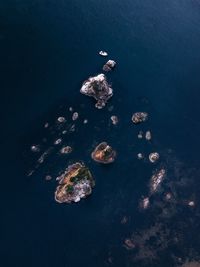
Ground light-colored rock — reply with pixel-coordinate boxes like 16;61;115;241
80;74;113;109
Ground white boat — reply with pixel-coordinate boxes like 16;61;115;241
99;50;108;57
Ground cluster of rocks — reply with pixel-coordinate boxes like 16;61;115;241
30;50;165;207
137;130;151;140
54;53;118;203
131;111;165;208
132;112;148;124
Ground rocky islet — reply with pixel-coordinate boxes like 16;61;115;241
80;74;113;109
55;162;95;204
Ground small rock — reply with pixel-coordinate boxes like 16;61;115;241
60;146;72;154
149;152;159;163
188;201;195;207
137;153;144;160
57;117;66;123
165;192;172;201
45;175;52;181
31;145;40;153
54;138;62;145
139;197;150;209
44;122;49;128
111;115;119;125
99;50;108;57
145;131;152;140
137;131;143;139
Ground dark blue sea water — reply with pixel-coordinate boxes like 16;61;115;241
1;1;200;267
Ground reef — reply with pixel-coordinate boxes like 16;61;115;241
91;142;116;164
132;112;148;124
55;162;95;204
80;74;113;109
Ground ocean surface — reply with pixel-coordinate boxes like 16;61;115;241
1;1;200;267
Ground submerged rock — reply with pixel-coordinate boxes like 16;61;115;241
91;142;116;164
55;162;95;204
132;112;148;124
44;122;49;128
69;124;75;132
108;105;114;112
103;60;116;72
45;175;52;181
137;153;144;160
123;238;136;250
149;152;160;163
80;74;113;109
121;216;128;224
